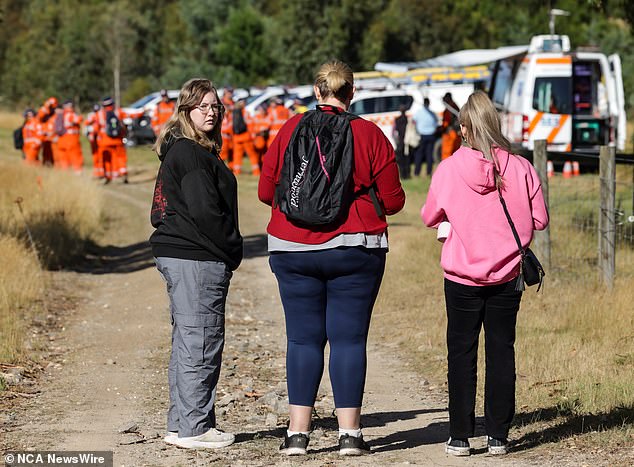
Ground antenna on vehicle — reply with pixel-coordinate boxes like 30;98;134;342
549;8;570;35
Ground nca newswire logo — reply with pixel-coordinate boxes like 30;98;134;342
4;451;112;467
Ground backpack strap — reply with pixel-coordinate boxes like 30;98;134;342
314;105;383;218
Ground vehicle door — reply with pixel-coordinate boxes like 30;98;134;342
608;54;626;151
527;56;573;151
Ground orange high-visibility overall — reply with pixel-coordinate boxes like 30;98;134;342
22;117;42;165
250;111;269;165
96;107;127;181
151;100;175;136
441;109;461;160
267;104;290;147
232;109;259;175
57;109;83;173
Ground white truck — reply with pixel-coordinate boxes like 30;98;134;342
489;34;626;152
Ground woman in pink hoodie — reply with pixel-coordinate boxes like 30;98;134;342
421;91;548;456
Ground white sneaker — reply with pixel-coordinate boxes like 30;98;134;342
170;427;235;449
164;431;178;445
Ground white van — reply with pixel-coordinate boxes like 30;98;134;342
489;34;626;152
348;83;475;148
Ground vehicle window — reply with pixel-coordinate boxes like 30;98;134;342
350;97;379;114
128;94;158;108
533;77;572;114
491;59;515;108
383;95;413;112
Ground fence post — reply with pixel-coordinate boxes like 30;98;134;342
598;145;616;288
532;139;551;270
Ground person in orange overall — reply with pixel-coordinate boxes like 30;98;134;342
151;89;175;136
84;104;102;178
37;97;58;166
231;99;260;176
220;87;234;169
57;100;84;174
440;92;461;160
266;97;290;147
95;96;128;183
21;109;42;165
250;104;269;167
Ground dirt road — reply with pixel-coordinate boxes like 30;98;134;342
0;167;617;466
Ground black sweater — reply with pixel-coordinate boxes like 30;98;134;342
150;137;243;270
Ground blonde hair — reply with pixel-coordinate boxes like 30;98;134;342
459;90;512;189
314;60;354;104
153;78;224;156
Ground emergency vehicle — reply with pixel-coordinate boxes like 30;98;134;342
489;34;626;152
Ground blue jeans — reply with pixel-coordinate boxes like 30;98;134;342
269;247;386;408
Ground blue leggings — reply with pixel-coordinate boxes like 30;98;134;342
269;247;386;408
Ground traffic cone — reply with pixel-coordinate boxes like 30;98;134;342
562;161;572;179
572;161;580;176
547;160;554;178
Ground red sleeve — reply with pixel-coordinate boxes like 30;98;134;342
258;114;302;206
351;119;405;216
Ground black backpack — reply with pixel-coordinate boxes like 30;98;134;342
13;126;24;150
274;106;358;225
105;110;123;138
232;108;247;135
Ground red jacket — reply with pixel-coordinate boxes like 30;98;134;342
258;107;405;244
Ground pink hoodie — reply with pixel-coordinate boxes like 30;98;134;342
421;146;549;286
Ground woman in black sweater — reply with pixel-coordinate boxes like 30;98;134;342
150;78;243;450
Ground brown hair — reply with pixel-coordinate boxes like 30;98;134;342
153;78;224;156
314;60;354;104
459;91;512;189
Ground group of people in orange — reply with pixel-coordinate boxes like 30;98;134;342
20;95;133;184
219;88;300;176
19;87;298;181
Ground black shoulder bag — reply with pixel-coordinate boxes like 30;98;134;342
498;189;545;292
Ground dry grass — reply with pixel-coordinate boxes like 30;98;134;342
0;157;104;364
372;172;634;446
0;235;43;362
0;160;103;268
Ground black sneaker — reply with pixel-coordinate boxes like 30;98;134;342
338;434;371;456
445;437;470;456
279;433;309;456
487;436;508;455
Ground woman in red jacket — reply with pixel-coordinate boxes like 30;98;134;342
258;59;405;457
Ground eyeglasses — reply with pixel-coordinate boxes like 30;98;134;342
195;103;224;114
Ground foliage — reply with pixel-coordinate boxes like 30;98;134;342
0;0;632;114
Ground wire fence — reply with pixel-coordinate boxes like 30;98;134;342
530;144;634;286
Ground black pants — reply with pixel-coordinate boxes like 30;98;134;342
444;278;522;439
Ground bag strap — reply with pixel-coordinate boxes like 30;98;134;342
498;187;529;291
497;188;525;256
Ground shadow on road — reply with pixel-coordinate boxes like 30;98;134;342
71;241;155;274
72;234;269;274
234;408;448;453
511;405;634;452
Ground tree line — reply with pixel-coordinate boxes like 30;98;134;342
0;0;632;113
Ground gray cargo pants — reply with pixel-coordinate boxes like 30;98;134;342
155;257;232;438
